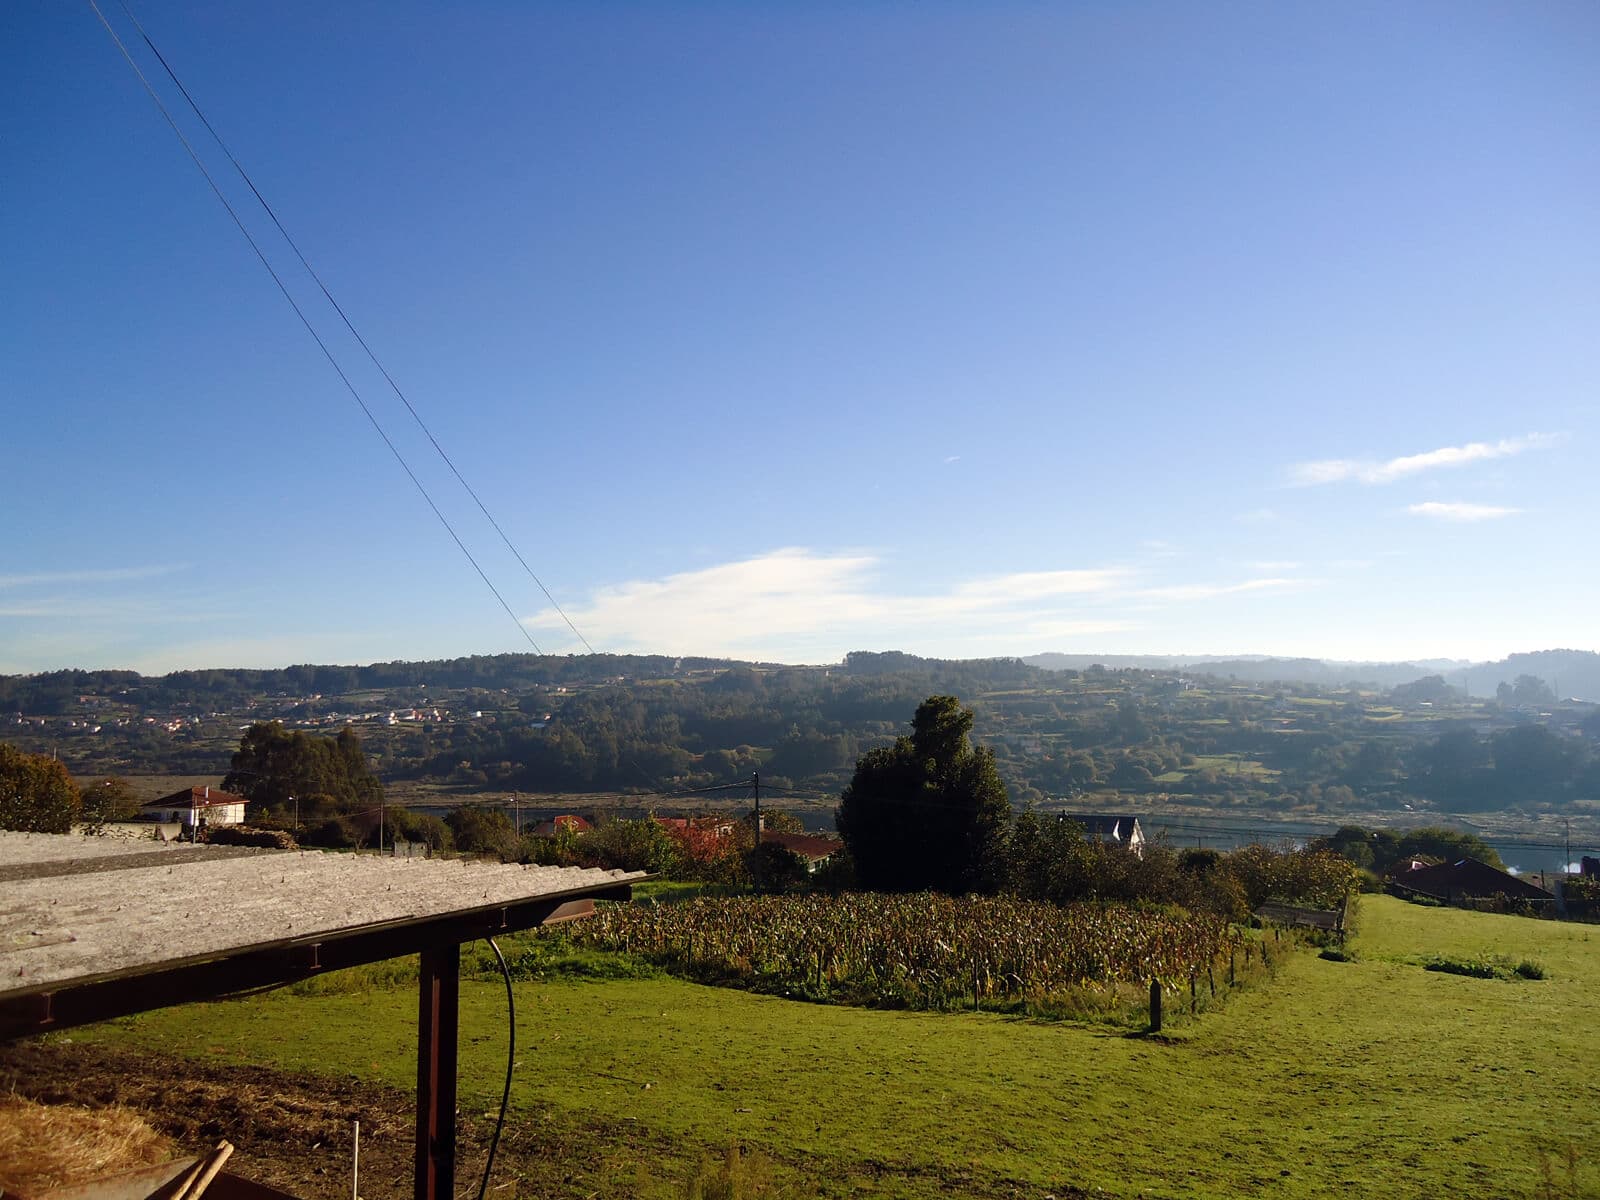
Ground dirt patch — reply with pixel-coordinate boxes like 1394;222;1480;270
0;1040;659;1199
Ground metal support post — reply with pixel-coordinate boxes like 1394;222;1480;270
415;944;460;1200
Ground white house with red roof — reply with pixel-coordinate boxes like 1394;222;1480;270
140;785;247;829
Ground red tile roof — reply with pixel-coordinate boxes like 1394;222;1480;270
761;830;843;861
144;786;247;810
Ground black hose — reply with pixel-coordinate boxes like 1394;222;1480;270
476;936;514;1200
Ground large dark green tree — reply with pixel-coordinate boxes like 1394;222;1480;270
836;695;1010;893
224;722;383;816
0;743;81;833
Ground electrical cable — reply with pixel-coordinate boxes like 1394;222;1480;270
85;0;545;656
86;2;820;809
478;935;515;1200
112;0;595;656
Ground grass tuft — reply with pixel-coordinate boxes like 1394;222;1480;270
685;1145;791;1200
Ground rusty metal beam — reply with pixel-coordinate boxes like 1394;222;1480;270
415;944;460;1200
0;888;625;1042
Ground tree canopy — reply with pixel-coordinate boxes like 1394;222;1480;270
0;743;80;833
223;722;383;816
836;695;1010;893
78;776;141;825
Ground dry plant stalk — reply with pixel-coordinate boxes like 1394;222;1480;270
0;1096;174;1195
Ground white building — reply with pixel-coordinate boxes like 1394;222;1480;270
141;786;248;829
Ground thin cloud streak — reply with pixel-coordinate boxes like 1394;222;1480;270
0;565;185;589
525;550;1310;659
1408;501;1521;522
1134;577;1312;603
1287;433;1563;487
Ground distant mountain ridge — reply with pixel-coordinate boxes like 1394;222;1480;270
1024;649;1600;701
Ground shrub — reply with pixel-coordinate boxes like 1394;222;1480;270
445;805;519;860
585;817;686;876
203;825;295;849
300;816;360;849
1423;954;1545;981
0;744;80;833
1425;955;1501;979
387;808;453;853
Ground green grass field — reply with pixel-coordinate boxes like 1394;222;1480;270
70;897;1600;1199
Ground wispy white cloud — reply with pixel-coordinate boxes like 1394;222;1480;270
525;549;1135;657
1235;507;1283;525
953;568;1130;602
526;550;1320;659
0;565;185;589
942;455;961;464
1287;433;1562;487
1407;501;1521;522
1244;560;1302;572
1134;577;1312;603
0;602;231;623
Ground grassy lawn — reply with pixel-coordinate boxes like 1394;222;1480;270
1191;754;1277;778
69;898;1600;1199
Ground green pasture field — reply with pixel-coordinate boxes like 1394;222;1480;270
1153;753;1278;785
68;897;1600;1199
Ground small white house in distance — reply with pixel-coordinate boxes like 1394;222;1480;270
141;785;248;829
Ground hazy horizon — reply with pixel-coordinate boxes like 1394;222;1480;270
5;642;1594;680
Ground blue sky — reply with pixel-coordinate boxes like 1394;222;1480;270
2;2;1596;674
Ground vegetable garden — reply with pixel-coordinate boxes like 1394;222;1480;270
560;892;1248;1016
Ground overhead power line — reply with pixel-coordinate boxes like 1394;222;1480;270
87;0;553;656
111;0;595;656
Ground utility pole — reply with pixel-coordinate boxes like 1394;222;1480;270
1566;818;1572;874
752;772;762;891
513;793;521;836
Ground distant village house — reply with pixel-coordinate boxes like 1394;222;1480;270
140;785;247;830
760;829;844;872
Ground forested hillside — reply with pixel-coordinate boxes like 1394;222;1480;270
4;649;1598;816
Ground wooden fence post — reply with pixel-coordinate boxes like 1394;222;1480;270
1149;979;1162;1033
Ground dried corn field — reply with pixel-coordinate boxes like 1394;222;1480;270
562;892;1241;1013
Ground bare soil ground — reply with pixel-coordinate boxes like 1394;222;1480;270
0;1040;659;1200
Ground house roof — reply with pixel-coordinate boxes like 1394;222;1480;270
144;786;248;809
761;830;843;861
1390;856;1553;901
0;831;645;1039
